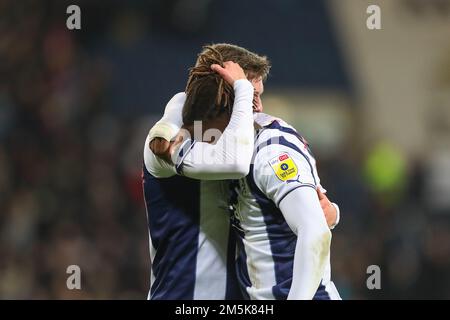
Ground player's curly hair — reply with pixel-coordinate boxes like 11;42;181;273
183;43;270;126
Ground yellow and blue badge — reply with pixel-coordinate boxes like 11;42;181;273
269;152;298;181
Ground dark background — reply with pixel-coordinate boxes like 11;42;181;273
1;0;449;299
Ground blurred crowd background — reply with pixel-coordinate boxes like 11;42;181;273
1;0;450;299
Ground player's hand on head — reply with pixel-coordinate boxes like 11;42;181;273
211;61;247;86
316;187;338;229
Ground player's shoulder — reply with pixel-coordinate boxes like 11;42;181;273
254;113;305;148
254;112;294;130
252;114;317;187
254;112;298;138
170;92;187;104
253;113;312;167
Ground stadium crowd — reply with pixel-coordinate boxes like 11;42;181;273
1;0;449;299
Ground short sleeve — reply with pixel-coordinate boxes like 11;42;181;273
253;142;319;207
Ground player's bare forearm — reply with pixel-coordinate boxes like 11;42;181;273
149;61;250;163
317;188;339;229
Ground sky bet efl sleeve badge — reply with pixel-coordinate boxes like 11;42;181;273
269;152;298;181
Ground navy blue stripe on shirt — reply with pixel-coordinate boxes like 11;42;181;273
264;120;316;157
143;164;200;299
175;139;196;175
264;120;304;141
313;281;331;300
235;235;251;300
276;184;316;208
245;164;297;300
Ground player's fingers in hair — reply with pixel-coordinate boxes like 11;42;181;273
211;64;229;80
223;61;234;67
211;64;224;72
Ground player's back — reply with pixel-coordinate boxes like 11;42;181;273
230;113;340;300
143;135;242;300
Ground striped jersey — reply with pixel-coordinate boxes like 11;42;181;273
230;113;341;300
142;134;242;300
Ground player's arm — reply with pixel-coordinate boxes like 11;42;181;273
148;92;185;147
279;187;331;300
150;62;255;180
173;68;254;180
144;92;186;177
254;144;331;299
317;188;341;229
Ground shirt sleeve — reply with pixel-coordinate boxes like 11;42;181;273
172;79;255;180
143;92;186;178
253;141;319;207
279;187;331;299
143;134;176;178
254;138;331;300
148;92;186;142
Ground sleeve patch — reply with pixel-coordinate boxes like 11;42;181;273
269;152;298;181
